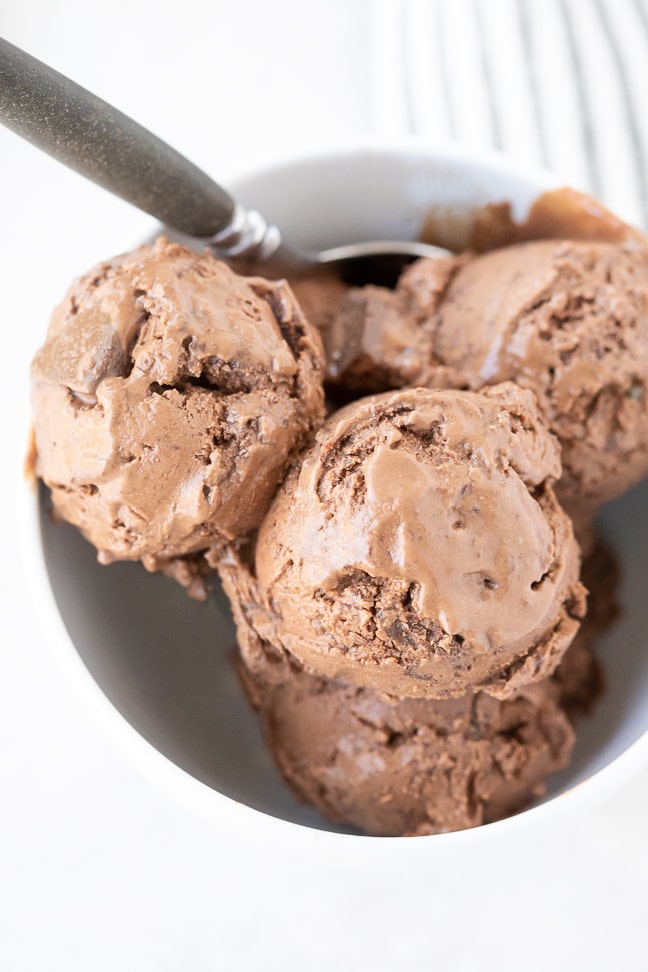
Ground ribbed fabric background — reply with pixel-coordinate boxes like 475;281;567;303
371;0;648;228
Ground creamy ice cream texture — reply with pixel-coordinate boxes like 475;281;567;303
252;383;585;700
31;238;325;597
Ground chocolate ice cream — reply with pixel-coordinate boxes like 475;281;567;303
290;255;464;394
30;185;633;838
551;540;618;716
221;546;576;837
31;238;325;597
289;268;349;366
433;239;648;512
221;528;619;836
243;658;576;838
308;240;648;516
249;383;585;700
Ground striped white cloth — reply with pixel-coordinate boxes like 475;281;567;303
371;0;648;229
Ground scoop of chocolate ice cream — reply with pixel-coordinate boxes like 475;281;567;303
246;662;574;838
31;238;325;597
250;383;585;700
220;548;575;836
430;239;648;512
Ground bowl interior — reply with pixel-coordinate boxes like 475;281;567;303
38;477;648;832
36;145;648;834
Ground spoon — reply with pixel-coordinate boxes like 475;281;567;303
0;37;449;284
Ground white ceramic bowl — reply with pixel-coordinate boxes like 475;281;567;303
22;140;648;850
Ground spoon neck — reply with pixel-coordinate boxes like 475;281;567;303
209;204;283;263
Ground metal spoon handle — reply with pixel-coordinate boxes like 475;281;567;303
0;36;238;239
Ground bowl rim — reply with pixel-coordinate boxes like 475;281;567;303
20;136;648;853
226;133;560;194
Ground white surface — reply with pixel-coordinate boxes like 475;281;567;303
1;3;648;970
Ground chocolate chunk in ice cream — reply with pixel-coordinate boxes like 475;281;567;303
31;238;325;597
250;383;586;700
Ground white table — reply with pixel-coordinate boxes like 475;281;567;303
1;3;646;969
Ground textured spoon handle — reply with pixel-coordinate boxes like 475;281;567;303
0;37;236;237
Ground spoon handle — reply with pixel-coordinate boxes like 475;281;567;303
0;37;237;238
